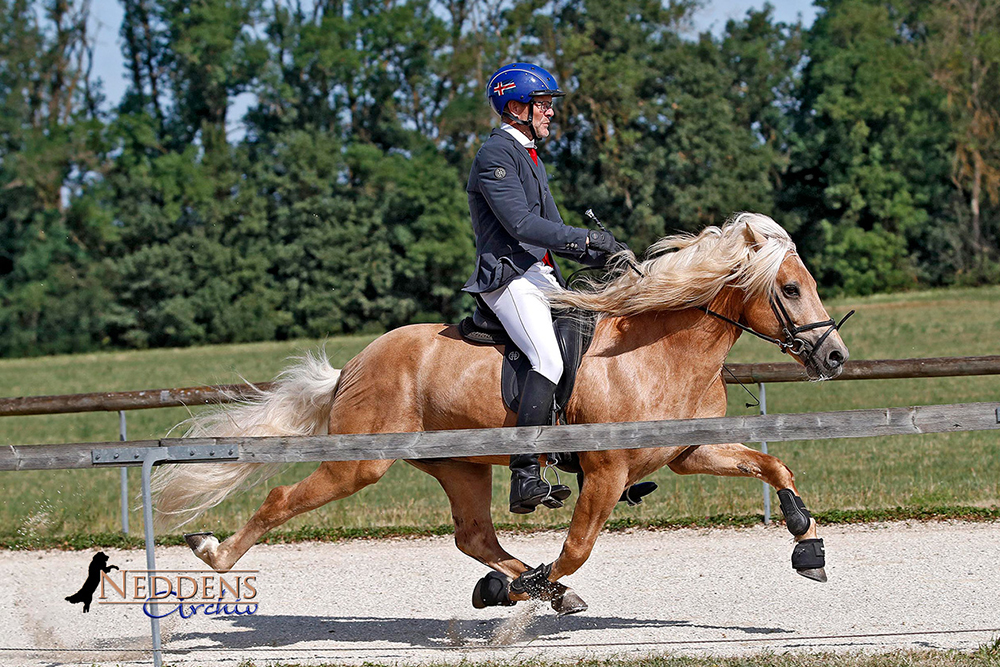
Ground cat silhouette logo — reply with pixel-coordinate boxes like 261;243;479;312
66;551;118;613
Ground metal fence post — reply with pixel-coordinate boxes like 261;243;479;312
119;411;129;535
759;382;771;525
141;449;169;667
93;444;236;667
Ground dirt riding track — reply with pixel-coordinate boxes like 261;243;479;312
2;520;998;666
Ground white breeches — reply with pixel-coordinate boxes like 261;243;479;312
480;262;564;384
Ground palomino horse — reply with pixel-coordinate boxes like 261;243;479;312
152;212;850;614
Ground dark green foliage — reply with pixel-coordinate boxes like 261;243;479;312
782;0;956;294
1;0;998;356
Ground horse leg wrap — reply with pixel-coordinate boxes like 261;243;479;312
472;571;515;608
791;538;825;570
509;562;556;600
777;489;812;536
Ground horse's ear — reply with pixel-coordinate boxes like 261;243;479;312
743;221;767;250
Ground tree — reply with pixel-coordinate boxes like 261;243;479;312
782;0;952;295
530;1;796;251
119;0;267;153
925;0;1000;267
0;0;115;356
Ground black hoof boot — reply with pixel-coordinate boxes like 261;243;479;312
792;538;827;582
777;489;812;536
472;571;515;608
510;563;555;600
620;481;658;506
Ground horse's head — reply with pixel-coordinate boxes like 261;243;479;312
741;226;850;380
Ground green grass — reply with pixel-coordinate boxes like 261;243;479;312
2;285;1000;544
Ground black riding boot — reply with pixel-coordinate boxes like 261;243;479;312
509;370;572;514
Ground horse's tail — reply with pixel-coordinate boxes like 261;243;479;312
150;350;341;531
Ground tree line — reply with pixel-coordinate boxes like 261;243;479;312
1;0;998;357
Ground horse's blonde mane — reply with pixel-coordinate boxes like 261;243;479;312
550;213;795;316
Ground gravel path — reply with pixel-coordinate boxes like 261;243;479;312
1;520;999;666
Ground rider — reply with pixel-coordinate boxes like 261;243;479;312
463;62;626;514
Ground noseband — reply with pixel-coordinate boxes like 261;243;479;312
698;297;854;365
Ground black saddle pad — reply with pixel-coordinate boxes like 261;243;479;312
457;307;596;417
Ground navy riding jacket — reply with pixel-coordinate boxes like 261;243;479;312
463;129;606;294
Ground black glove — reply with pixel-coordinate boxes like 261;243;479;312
587;229;621;255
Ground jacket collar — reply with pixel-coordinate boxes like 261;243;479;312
500;123;535;148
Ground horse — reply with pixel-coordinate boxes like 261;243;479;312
151;212;850;614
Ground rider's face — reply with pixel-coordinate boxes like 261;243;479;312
509;96;555;139
531;96;554;138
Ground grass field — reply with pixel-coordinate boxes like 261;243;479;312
2;285;1000;545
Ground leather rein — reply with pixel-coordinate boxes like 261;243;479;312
698;297;855;365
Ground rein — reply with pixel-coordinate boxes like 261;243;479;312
698;298;855;365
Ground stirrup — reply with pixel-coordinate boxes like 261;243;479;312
539;464;570;508
510;464;571;514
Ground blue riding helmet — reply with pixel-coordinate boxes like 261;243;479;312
486;62;565;118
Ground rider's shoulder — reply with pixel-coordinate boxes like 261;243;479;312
476;131;519;160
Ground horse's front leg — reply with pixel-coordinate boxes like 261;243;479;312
408;459;589;614
507;453;628;611
668;443;826;581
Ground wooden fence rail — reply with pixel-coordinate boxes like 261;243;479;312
2;355;1000;418
3;401;998;472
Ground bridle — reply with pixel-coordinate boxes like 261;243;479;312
698;297;854;365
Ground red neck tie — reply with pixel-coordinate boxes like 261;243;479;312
531;145;550;267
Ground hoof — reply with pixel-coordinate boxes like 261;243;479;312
184;531;213;549
184;532;218;567
796;567;828;583
551;587;588;616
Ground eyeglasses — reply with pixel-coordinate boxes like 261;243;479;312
532;100;555;111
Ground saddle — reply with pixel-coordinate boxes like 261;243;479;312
458;297;596;418
457;298;658;506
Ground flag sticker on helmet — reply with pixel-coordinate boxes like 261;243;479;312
494;167;506;179
492;80;516;96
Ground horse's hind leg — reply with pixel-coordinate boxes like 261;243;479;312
668;443;827;581
188;459;394;573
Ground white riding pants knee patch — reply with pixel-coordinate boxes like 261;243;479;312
480;262;564;384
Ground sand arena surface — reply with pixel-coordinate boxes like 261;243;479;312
1;520;998;666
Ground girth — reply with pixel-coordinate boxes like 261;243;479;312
457;297;596;420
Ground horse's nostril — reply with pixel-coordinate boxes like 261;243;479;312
826;349;844;368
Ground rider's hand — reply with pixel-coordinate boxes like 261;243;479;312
586;229;622;255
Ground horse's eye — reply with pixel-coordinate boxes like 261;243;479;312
782;283;800;298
